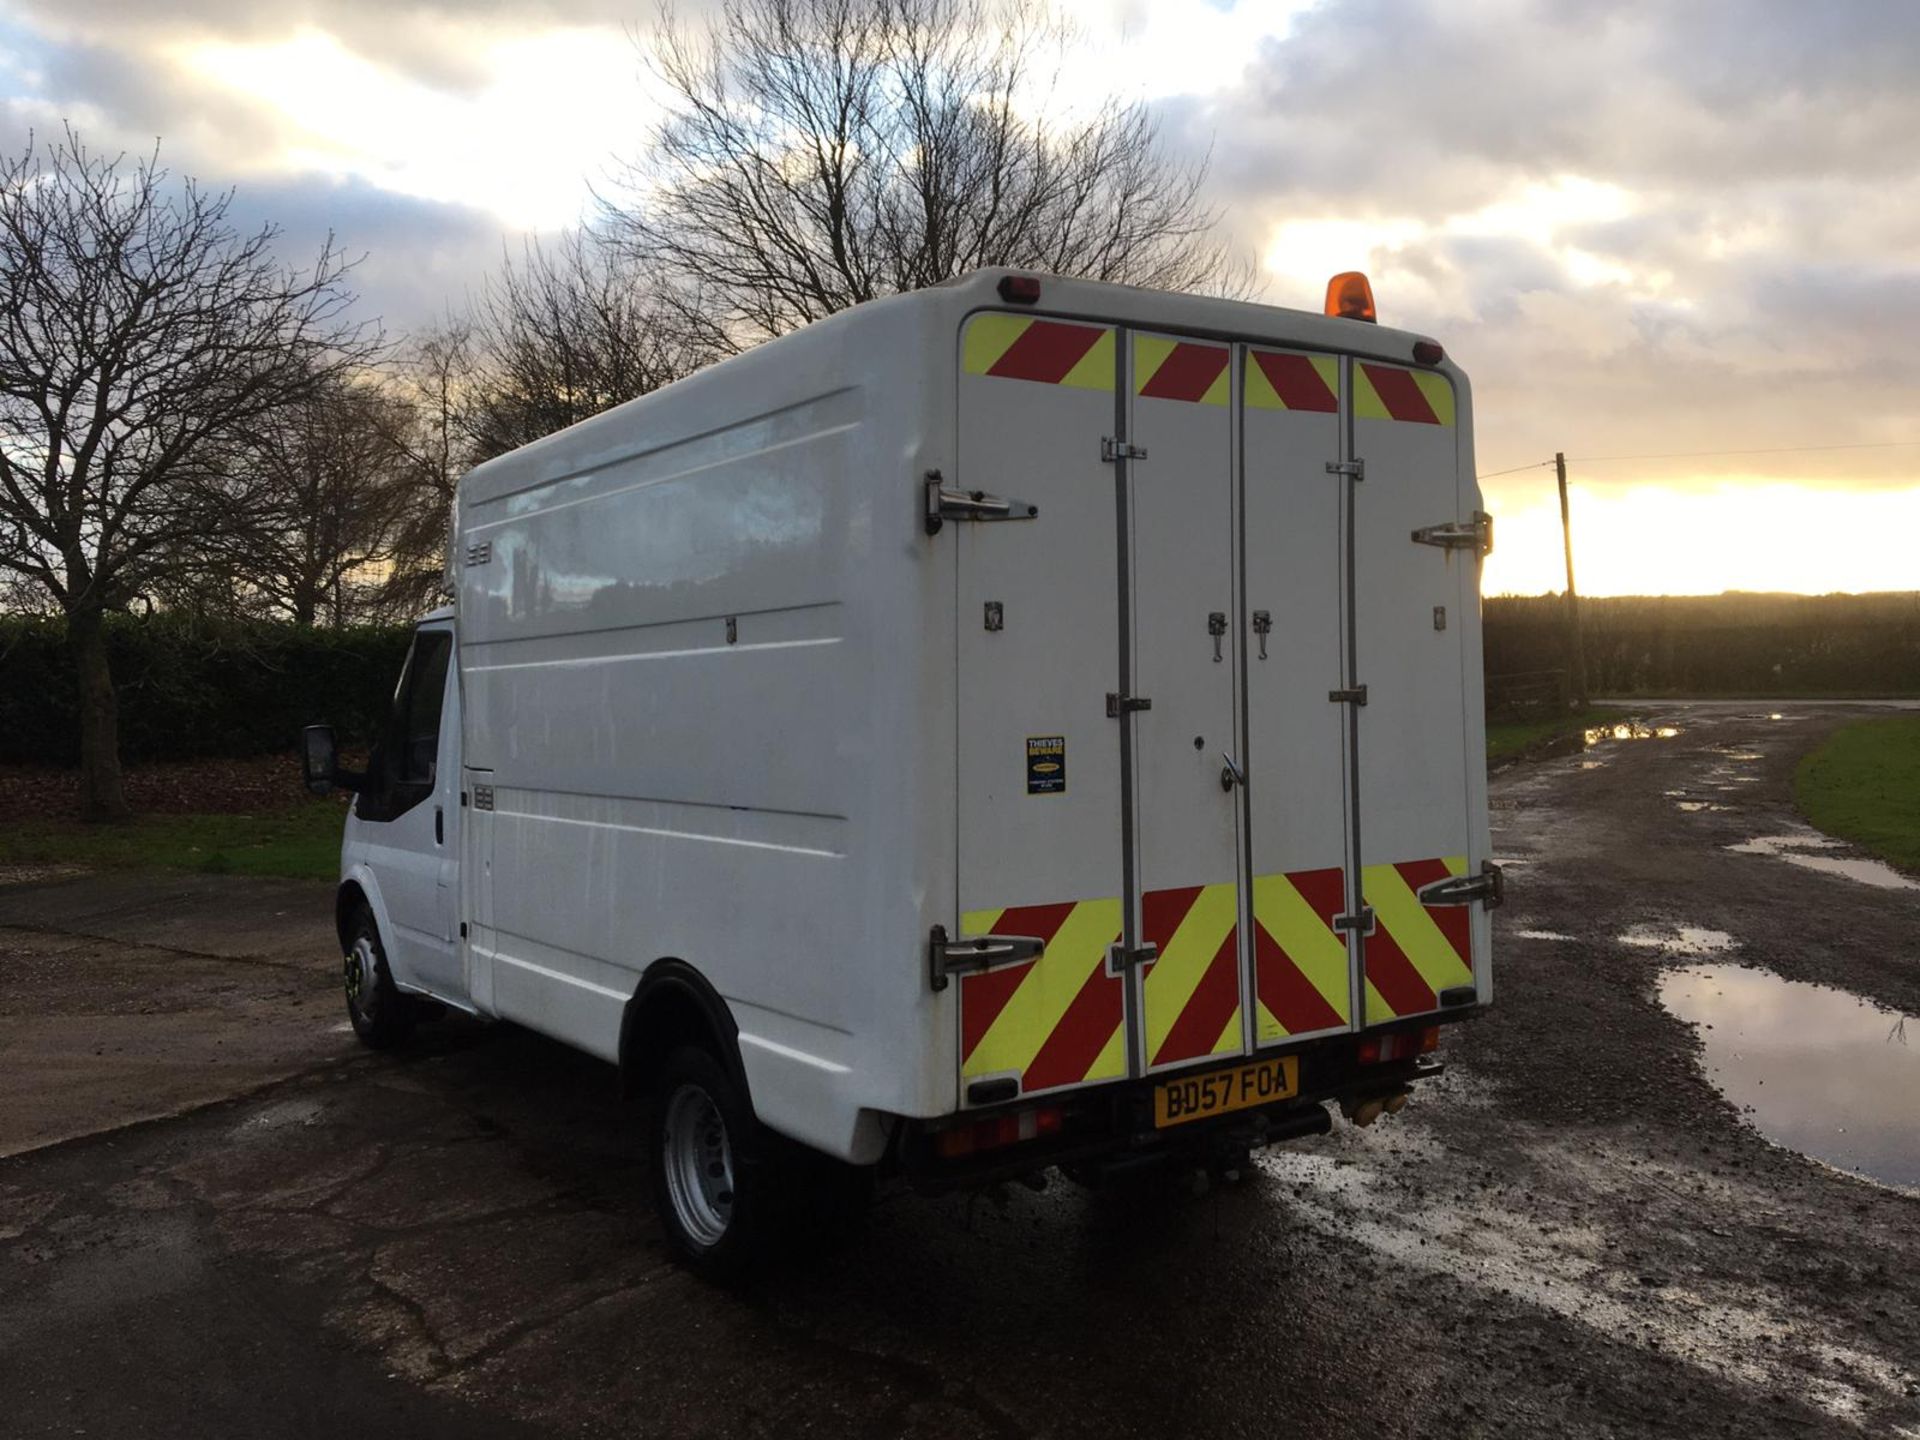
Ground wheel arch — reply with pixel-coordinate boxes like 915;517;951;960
335;877;373;953
620;959;749;1105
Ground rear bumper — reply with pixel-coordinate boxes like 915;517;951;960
901;1009;1482;1191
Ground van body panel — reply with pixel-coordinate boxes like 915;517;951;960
333;271;1490;1163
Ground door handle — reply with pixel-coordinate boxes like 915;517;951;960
435;806;444;845
1220;752;1245;792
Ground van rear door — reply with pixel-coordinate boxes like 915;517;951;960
951;312;1488;1108
1348;361;1485;1023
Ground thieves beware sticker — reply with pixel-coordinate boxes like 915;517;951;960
1026;736;1066;795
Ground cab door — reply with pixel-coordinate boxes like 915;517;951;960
353;623;467;1004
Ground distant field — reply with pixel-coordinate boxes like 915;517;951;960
1486;706;1628;764
0;802;343;882
1486;591;1920;699
1795;716;1920;873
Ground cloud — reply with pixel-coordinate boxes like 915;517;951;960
1;0;1916;587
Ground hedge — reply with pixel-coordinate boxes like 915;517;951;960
0;614;413;765
7;592;1919;768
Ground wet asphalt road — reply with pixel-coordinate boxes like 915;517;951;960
2;701;1918;1439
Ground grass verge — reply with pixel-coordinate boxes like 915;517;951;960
1795;714;1920;873
1487;706;1630;764
0;800;346;882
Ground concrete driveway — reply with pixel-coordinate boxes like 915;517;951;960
2;703;1918;1439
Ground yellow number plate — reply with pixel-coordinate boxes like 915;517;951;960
1153;1055;1298;1128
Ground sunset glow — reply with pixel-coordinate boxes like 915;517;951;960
3;0;1914;600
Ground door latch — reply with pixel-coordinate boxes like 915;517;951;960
1252;610;1272;660
1412;510;1494;557
1106;692;1152;717
1329;685;1368;706
1107;941;1160;974
1207;611;1227;662
1219;751;1245;792
1417;860;1506;910
1332;908;1375;936
1101;438;1148;463
924;471;1039;535
930;924;1047;992
1326;459;1365;480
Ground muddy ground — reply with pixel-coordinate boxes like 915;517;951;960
1;700;1917;1438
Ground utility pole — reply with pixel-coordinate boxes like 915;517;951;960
1556;451;1589;707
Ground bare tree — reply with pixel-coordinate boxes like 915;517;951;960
0;129;376;819
378;234;715;615
220;376;409;626
379;321;479;618
609;0;1253;347
469;229;714;456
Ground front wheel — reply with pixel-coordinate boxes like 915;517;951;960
343;904;415;1050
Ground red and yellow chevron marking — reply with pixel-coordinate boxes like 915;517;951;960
1140;883;1241;1067
1245;347;1338;412
1355;362;1455;426
959;898;1124;1095
1361;855;1474;1023
963;313;1115;391
1134;336;1229;406
1251;865;1351;1041
959;855;1476;1095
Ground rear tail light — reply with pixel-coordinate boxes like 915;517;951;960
1324;271;1377;322
1358;1026;1439;1064
935;1104;1064;1159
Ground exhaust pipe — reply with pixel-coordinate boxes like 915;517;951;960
1342;1089;1411;1128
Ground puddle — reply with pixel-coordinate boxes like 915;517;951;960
1515;929;1575;942
1584;721;1682;744
1728;834;1920;891
1674;800;1734;813
1660;964;1920;1193
1619;925;1737;957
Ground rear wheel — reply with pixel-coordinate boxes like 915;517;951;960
343;904;415;1050
648;1044;770;1282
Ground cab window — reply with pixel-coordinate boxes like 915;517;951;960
358;628;453;822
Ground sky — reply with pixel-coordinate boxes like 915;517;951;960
2;0;1916;597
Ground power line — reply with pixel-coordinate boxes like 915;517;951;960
1479;438;1920;479
1477;460;1554;479
1567;440;1920;464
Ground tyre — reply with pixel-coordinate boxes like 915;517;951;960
342;904;416;1050
647;1044;775;1283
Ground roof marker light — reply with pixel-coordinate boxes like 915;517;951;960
1324;271;1377;323
1412;338;1445;365
998;274;1042;305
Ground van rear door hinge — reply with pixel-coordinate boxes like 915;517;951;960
1101;438;1148;463
1106;692;1152;717
1326;459;1365;480
1108;941;1160;973
1417;860;1506;910
1328;685;1368;706
931;924;1047;992
924;471;1038;535
1332;908;1375;937
1412;510;1494;557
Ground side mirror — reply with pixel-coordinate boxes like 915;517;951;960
302;724;343;796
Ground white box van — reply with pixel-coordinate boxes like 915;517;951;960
303;268;1499;1277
